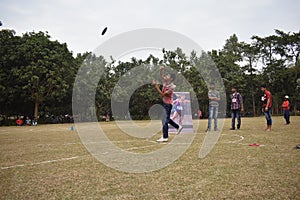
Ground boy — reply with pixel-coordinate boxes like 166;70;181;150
230;86;244;130
153;66;183;142
207;83;220;132
282;95;290;125
261;84;273;132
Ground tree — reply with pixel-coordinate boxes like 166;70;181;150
0;30;25;115
11;31;75;118
252;30;300;114
240;42;261;116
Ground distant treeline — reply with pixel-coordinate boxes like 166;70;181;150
0;29;299;125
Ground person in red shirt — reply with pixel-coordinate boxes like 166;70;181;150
261;84;273;131
198;109;202;119
153;66;183;142
16;118;23;126
282;95;290;125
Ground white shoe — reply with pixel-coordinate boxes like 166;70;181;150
177;125;183;135
156;137;168;142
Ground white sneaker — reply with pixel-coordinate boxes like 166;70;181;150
156;137;168;142
177;125;183;135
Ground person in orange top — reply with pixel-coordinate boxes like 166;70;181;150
282;95;290;125
153;66;183;142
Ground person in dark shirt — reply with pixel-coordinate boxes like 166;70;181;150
230;86;244;130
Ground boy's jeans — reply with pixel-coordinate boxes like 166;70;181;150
208;106;218;130
231;109;241;129
162;102;179;138
264;108;272;125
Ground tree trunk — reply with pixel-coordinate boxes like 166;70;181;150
249;58;256;117
294;100;297;116
34;99;39;119
251;84;256;116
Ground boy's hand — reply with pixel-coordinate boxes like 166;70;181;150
153;80;157;85
160;66;164;70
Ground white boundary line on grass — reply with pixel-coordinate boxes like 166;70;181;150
223;133;266;147
225;134;245;144
1;156;79;170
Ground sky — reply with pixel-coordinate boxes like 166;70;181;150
1;0;299;56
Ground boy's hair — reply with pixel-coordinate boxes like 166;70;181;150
210;82;215;86
232;85;237;90
170;73;176;81
261;83;266;88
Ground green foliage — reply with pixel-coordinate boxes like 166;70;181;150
0;28;299;122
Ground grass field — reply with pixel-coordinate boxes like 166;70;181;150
0;116;299;199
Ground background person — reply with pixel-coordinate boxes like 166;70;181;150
282;95;290;125
198;109;202;119
16;117;23;126
230;86;244;130
206;83;220;132
25;117;32;126
32;117;38;126
261;84;273;132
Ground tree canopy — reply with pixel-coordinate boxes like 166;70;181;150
0;29;299;124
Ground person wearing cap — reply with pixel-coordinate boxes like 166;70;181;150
282;95;290;125
261;84;273;131
230;86;244;130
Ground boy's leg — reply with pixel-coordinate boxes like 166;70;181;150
264;110;269;130
214;106;218;130
237;109;241;129
284;110;290;124
162;103;169;139
264;109;272;131
163;103;179;138
207;106;213;130
231;110;236;129
269;109;272;128
284;110;287;124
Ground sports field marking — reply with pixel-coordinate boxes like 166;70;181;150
222;133;266;147
1;156;80;170
225;134;245;144
124;144;157;151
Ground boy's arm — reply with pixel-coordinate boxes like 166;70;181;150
208;91;214;100
159;66;165;82
153;80;168;97
282;101;288;108
209;91;220;101
265;98;270;110
240;94;244;112
215;91;221;101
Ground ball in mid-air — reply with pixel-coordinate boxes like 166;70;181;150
101;27;108;35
